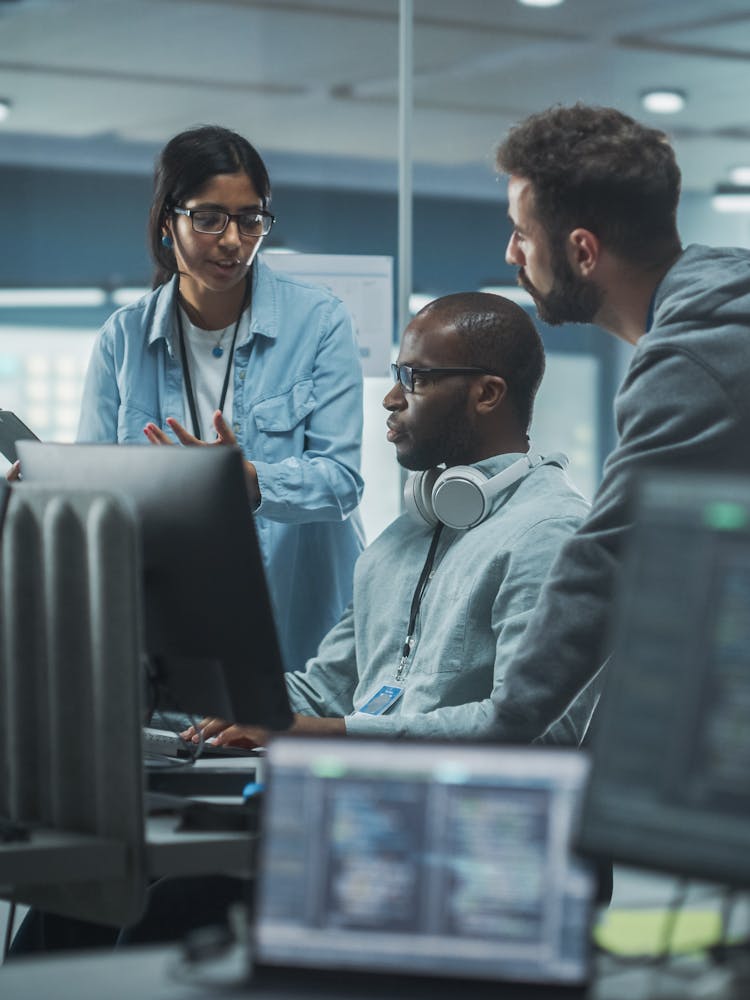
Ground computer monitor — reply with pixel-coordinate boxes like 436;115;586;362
254;737;595;991
577;469;750;886
17;441;292;730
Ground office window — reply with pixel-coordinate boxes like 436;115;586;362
0;326;95;472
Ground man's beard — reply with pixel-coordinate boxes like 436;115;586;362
519;248;602;326
396;396;477;472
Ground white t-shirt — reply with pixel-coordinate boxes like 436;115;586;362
178;307;248;441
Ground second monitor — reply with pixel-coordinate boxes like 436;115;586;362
578;469;750;887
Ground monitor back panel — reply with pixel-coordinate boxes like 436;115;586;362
578;470;750;885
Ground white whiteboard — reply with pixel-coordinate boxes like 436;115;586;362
263;252;393;377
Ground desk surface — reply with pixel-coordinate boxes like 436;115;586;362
0;814;255;891
0;828;127;890
145;814;256;878
0;945;589;1000
0;944;740;1000
0;757;260;894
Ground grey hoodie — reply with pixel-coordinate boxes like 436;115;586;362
490;243;750;742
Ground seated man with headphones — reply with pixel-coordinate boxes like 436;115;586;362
190;291;596;746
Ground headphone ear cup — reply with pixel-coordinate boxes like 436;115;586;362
431;466;489;530
403;468;441;526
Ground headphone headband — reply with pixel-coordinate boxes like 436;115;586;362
404;452;569;530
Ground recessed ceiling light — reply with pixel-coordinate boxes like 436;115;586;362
641;89;686;114
517;0;565;6
0;99;11;123
729;166;750;186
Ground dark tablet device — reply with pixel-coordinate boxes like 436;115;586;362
0;410;39;464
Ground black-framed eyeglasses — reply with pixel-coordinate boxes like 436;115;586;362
172;205;275;238
391;363;498;393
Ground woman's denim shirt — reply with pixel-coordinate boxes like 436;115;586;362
77;256;365;670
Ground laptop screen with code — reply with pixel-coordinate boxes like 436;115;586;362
254;738;594;990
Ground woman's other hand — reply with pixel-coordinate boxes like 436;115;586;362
144;411;259;507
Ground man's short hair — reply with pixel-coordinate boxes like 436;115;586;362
496;103;682;268
419;292;545;433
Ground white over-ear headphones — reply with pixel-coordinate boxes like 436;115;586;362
404;452;568;530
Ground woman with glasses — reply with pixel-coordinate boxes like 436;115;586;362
77;124;365;670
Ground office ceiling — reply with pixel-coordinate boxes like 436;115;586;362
1;0;749;194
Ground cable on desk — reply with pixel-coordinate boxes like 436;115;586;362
593;878;750;1000
143;751;196;770
708;888;750;966
655;878;690;966
167;902;252;990
144;669;209;765
3;901;16;961
0;815;29;961
594;878;707;968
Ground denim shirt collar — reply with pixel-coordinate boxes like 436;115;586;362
246;256;280;345
147;277;179;355
147;256;280;354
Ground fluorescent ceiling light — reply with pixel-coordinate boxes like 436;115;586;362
111;287;149;306
411;287;535;315
729;166;750;186
0;288;107;307
711;186;750;214
0;99;10;124
517;0;564;6
641;89;686;114
479;285;535;307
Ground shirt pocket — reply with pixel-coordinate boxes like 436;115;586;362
416;584;468;674
252;378;315;462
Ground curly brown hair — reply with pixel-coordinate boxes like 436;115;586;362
496;104;681;269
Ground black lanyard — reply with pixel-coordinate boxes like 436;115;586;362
396;522;444;681
175;279;250;440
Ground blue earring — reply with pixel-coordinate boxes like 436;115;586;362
161;235;173;249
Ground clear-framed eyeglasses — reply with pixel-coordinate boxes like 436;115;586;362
390;363;498;393
172;206;275;238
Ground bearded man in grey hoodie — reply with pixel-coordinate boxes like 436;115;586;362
490;102;750;743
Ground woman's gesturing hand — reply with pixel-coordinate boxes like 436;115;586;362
144;410;260;506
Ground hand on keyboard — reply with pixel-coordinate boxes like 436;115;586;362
143;726;259;759
181;717;269;751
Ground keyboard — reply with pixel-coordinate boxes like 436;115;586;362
142;726;261;759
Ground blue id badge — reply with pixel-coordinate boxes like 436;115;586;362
356;685;404;716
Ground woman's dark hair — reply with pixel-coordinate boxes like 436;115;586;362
149;125;272;288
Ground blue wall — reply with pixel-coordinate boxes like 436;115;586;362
0;163;619;469
1;164;517;291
